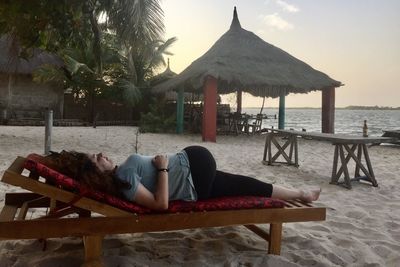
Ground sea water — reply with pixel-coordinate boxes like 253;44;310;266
242;108;400;136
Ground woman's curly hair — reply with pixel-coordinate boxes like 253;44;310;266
43;150;131;198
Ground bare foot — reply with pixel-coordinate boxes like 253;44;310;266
300;188;321;202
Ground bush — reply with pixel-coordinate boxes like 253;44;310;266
139;98;176;133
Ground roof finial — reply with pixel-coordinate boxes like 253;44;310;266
230;6;242;30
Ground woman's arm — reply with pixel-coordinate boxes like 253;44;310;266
132;155;169;210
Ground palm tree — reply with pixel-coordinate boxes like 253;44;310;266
33;38;123;121
80;0;167;121
5;0;170;121
120;37;177;87
34;33;176;121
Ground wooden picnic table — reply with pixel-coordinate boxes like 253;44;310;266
262;128;396;189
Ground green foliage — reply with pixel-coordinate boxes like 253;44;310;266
139;98;176;133
0;1;89;52
1;0;176;122
33;34;142;107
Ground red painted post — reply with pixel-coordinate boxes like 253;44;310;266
322;87;335;133
202;76;218;142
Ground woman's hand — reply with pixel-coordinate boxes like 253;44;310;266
152;154;169;169
133;154;169;210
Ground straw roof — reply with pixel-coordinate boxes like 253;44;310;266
0;35;63;75
150;59;178;86
151;59;211;102
154;7;342;98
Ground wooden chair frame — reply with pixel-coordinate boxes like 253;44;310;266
1;157;326;267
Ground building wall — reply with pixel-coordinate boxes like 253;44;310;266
0;73;64;119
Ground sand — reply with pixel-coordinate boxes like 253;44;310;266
0;126;399;267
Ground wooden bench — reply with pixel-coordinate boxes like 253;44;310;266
262;129;395;189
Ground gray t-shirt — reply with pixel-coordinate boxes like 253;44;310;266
116;150;197;202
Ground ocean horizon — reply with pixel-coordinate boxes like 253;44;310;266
242;107;400;136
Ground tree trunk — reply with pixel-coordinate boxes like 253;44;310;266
85;4;102;123
259;96;266;114
5;74;13;119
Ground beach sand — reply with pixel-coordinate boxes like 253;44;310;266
0;126;399;266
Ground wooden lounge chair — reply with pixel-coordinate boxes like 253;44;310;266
248;113;263;134
0;156;326;267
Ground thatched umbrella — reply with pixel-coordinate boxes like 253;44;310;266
154;7;342;141
151;59;200;133
152;59;221;104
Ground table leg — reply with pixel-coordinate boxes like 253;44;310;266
338;145;352;189
334;144;356;180
271;137;292;164
263;133;270;162
294;136;299;167
268;133;272;164
342;143;380;188
355;144;362;177
330;144;339;184
289;135;294;163
362;144;378;187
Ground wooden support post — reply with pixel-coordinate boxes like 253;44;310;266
236;89;242;114
44;109;53;155
362;144;378;186
278;94;285;129
268;223;282;255
338;145;352;189
202;76;217;142
82;235;104;267
355;144;362;177
330;144;339;184
268;133;272;164
294;135;299;167
322;87;335;133
263;133;270;162
176;88;184;134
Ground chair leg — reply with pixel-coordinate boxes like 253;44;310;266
82;235;104;267
268;223;282;255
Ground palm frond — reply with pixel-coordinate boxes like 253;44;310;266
107;0;165;43
120;79;142;106
63;54;95;75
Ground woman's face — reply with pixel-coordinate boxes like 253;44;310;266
89;153;114;172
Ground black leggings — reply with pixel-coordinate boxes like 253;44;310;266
183;146;273;200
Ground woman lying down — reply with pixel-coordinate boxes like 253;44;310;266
44;146;321;210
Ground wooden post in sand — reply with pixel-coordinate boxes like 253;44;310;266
322;87;335;133
44;109;53;155
202;76;217;142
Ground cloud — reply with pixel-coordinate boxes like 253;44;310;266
276;0;299;13
261;13;294;30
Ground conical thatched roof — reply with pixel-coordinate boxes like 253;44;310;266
154;7;341;98
0;35;63;74
150;59;178;86
151;59;210;102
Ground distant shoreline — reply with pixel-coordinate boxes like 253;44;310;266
244;106;400;110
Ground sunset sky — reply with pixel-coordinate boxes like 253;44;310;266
161;0;400;108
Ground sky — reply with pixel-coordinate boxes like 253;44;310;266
160;0;400;108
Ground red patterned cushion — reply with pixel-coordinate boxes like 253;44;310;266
24;154;285;214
